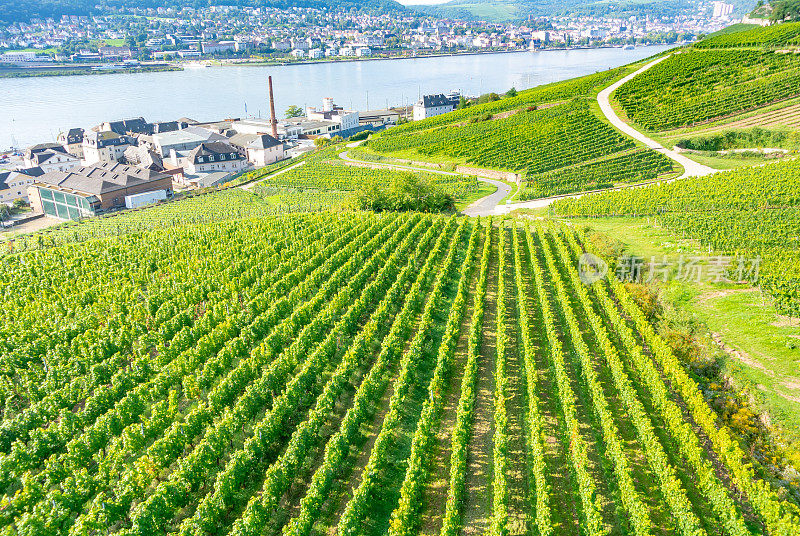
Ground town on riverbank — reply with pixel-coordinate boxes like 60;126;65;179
0;1;736;78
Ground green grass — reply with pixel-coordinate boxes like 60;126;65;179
676;152;783;170
686;286;800;438
560;216;800;442
558;216;705;258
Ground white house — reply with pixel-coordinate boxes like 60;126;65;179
0;169;42;204
181;141;248;175
413;93;460;121
229;133;286;166
308;48;323;59
291;49;306;58
356;47;372;57
23;144;80;173
82;131;135;165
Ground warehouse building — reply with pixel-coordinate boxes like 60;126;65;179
27;162;173;220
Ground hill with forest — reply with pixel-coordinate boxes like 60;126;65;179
414;0;702;22
0;0;406;23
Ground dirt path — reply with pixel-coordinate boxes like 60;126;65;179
523;232;581;535
240;160;305;190
502;227;531;535
461;225;497;536
418;232;483;536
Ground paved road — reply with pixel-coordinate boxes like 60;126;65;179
596;56;716;179
462;178;512;217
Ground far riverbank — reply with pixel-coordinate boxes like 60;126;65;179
0;42;680;79
0;44;677;150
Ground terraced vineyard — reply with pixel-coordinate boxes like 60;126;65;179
615;49;800;131
1;210;798;536
518;149;676;200
253;161;479;201
694;21;800;49
2;189;341;253
367;99;678;199
371;100;635;174
550;159;800;316
383;68;625;136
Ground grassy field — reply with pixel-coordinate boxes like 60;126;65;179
560;216;800;443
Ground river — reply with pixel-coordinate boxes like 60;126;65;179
1;45;675;150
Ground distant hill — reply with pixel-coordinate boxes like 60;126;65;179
0;0;406;23
412;0;754;22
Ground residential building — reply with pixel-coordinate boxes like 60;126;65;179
359;108;403;126
182;142;248;175
284;118;341;137
98;46;132;59
82;131;135;164
23;144;80;173
712;1;734;18
0;169;43;204
232;118;303;141
27;162;173;218
308;48;323;59
123;145;165;171
97;117;153;136
202;41;236;54
413;93;460;121
228;133;285;166
290;38;309;50
1;51;37;63
57;128;85;158
356;47;371;57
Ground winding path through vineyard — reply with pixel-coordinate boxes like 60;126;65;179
597;55;716;178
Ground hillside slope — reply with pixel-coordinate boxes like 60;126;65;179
0;0;406;23
414;0;696;21
362;64;680;200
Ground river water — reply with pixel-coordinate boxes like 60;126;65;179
1;45;674;149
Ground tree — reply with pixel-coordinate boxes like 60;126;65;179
285;105;304;118
506;87;517;98
456;96;470;109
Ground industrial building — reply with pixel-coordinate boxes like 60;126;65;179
27;162;173;220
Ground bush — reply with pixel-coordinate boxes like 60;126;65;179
349;131;370;142
675;128;791;152
354;172;454;213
